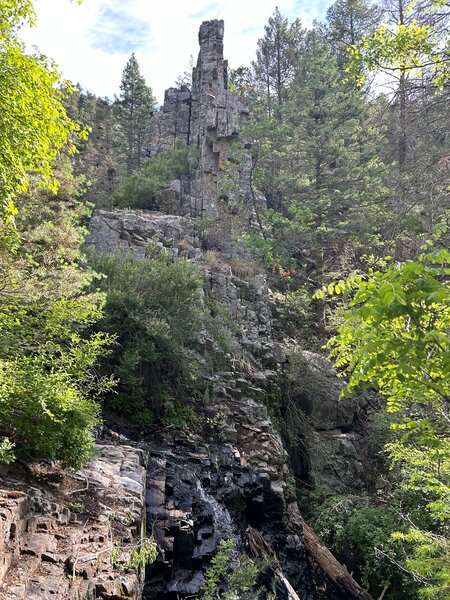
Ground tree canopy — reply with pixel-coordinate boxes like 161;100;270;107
0;0;83;231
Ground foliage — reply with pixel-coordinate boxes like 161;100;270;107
113;53;156;175
0;0;84;231
113;142;198;209
325;241;450;501
201;539;260;600
0;437;15;464
64;89;117;208
347;0;450;90
252;8;304;118
242;29;390;336
0;158;112;468
127;536;158;569
89;250;229;425
306;489;421;599
392;529;450;599
111;536;157;573
318;0;382;70
324;230;450;595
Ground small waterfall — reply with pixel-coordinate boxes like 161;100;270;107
196;479;236;542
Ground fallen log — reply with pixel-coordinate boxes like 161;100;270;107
246;516;375;600
299;516;375;600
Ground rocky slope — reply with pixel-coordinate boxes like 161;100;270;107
0;442;147;599
0;19;374;600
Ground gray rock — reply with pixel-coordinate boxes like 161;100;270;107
309;430;367;493
290;349;358;431
143;19;251;224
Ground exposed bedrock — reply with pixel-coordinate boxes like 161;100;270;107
0;444;147;600
87;204;373;600
84;16;374;600
144;19;251;222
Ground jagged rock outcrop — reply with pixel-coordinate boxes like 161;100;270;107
87;209;315;598
0;443;147;599
1;19;375;600
145;19;251;221
284;350;368;494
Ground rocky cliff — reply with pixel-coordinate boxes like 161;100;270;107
0;442;147;599
85;20;373;600
145;20;251;222
0;19;373;600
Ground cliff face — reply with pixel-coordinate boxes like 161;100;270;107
87;206;314;599
86;21;317;598
0;442;147;600
0;19;372;600
85;20;373;600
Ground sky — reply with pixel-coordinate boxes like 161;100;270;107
22;0;332;105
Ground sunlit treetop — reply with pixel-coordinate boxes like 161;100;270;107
346;0;450;90
0;0;85;232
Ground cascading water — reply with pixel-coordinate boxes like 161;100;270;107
195;479;236;542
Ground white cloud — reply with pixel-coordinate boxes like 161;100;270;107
22;0;331;104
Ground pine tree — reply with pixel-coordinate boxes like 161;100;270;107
65;89;117;208
319;0;382;69
114;53;156;175
245;31;390;333
252;8;304;119
350;0;450;248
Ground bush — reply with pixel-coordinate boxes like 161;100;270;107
306;489;421;599
201;539;261;600
90;250;229;425
113;142;198;209
0;158;112;468
0;293;111;468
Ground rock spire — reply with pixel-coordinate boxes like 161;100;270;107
145;19;250;219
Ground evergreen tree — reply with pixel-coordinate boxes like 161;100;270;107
114;53;156;175
244;31;390;334
348;0;450;251
319;0;382;69
252;8;304;119
65;88;117;208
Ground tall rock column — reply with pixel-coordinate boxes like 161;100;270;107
190;20;230;217
145;20;250;220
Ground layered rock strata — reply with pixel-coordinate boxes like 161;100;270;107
85;18;374;600
0;443;147;600
87;209;315;599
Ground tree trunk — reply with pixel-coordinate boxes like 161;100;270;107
300;517;375;600
397;0;407;173
398;70;407;172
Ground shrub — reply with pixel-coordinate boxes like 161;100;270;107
201;539;261;600
0;158;112;468
90;250;229;425
113;142;198;209
306;489;422;599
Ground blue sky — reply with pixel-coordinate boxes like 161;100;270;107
24;0;332;103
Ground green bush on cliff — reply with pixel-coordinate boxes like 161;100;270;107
201;539;261;600
90;249;229;425
113;142;198;210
